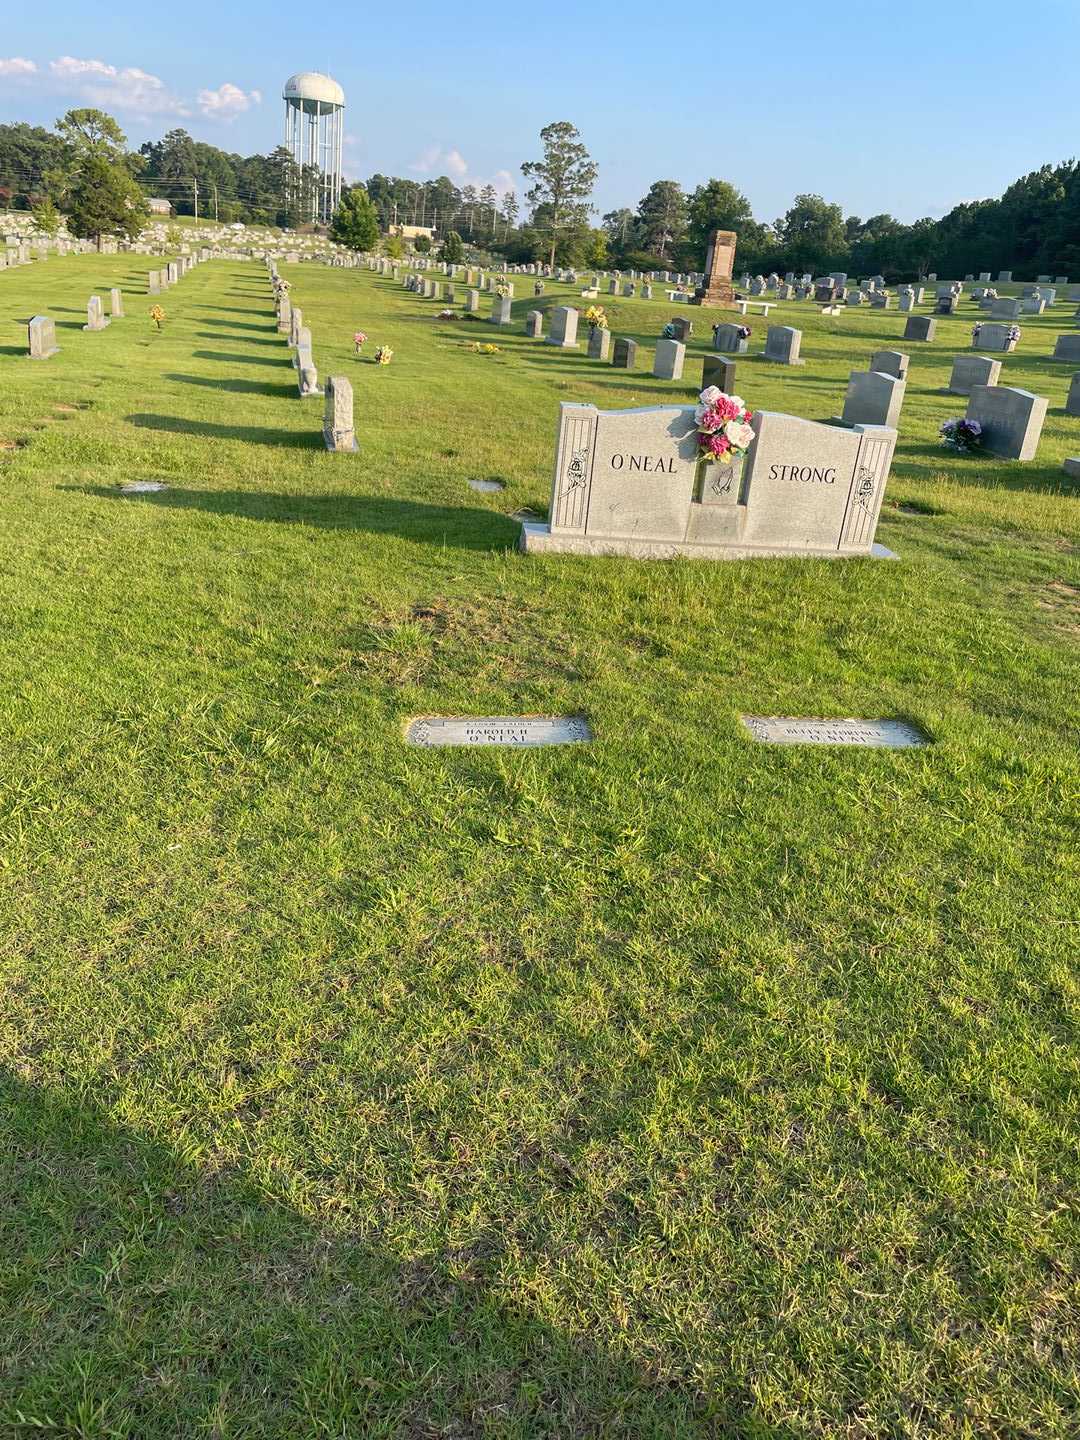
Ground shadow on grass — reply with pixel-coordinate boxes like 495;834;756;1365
82;483;520;549
0;1071;731;1437
127;414;316;446
196;332;284;346
195;312;277;333
163;373;298;399
191;350;295;369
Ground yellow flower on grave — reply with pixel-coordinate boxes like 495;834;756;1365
149;304;166;330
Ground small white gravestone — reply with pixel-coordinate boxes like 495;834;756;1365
406;716;593;747
741;716;928;747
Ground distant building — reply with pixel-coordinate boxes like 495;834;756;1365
390;224;434;241
148;198;173;216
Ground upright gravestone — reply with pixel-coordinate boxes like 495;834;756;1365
974;323;1019;353
27;315;59;360
653;338;685;380
966;385;1047;460
323;376;358;451
904;316;937;342
83;296;109;332
869;350;909;380
547;307;579;348
947;354;1001;395
702;355;736;393
713;323;749;354
525;310;543;339
466;289;480;313
519;402;897;560
669;317;693;343
588;326;611;361
1066;373;1080;417
763;326;804;365
991;298;1022;320
491;294;512;326
1051;334;1080;363
289;306;303;348
612;337;638;369
148;270;161;295
109;288;124;319
839;371;906;429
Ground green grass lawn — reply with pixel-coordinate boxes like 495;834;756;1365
0;253;1078;1439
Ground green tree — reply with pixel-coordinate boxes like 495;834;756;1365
440;229;464;263
384;235;404;259
774;193;846;272
636;180;687;260
521;120;598;270
331;185;380;251
502;189;519;237
31;198;60;236
66;152;148;242
55;108;129;167
414;234;432;254
479;182;498;233
686;179;755;261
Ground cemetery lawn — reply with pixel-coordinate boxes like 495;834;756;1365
2;252;1079;1440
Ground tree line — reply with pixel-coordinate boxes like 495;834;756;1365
2;110;1078;279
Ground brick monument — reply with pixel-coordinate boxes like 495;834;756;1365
692;229;737;307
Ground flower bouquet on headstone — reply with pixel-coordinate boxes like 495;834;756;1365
585;305;608;332
940;417;983;452
373;345;393;365
695;387;755;465
353;330;368;353
737;325;752;340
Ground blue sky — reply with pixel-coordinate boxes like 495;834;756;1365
3;0;1080;224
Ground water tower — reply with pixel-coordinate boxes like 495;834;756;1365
282;71;345;224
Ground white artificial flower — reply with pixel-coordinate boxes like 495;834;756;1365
726;420;756;450
698;385;722;406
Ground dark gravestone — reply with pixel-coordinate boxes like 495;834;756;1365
702;355;736;393
904;316;937;342
612;337;638;369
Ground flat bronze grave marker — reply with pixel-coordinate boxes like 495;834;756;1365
741;716;928;748
406;716;592;748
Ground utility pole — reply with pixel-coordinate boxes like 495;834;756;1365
212;182;218;222
193;175;199;225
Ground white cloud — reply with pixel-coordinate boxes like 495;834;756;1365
406;147;516;198
0;57;37;77
197;82;261;118
409;144;443;175
444;148;468;178
48;55;190;116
